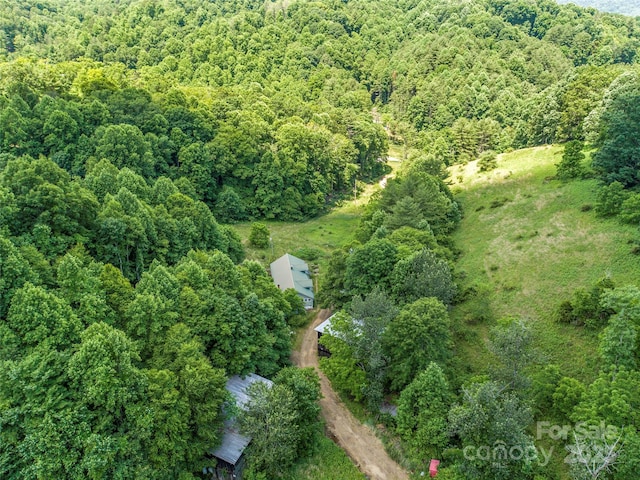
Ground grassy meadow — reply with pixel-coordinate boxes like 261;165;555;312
282;435;365;480
449;145;640;382
232;158;402;276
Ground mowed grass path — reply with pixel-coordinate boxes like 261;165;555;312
450;145;640;381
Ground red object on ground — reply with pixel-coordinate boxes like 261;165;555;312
429;459;440;477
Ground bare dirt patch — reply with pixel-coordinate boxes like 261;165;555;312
293;310;409;480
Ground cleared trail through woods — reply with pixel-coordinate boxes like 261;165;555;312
291;309;409;480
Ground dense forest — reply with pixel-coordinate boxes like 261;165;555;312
2;0;640;479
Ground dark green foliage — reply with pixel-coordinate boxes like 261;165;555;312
221;225;245;264
344;239;398;296
597;285;640;370
488;318;536;392
391;249;456;306
409;154;449;180
249;222;270;249
94;124;154;177
317;248;350;308
556;140;586;180
1;156;99;256
350;289;398;411
530;364;562;417
387;226;439;256
572;367;640;428
2;0;640;476
283;288;306;327
592;79;640;187
0;236;38;318
599;314;637;370
477;150;498;172
240;370;322;477
0;238;290;478
614;430;640;480
449;381;536;480
216;186;247;223
557;66;622;141
595;181;629;217
383;297;452;391
318;318;367;402
147;323;227;474
3;282;82;355
56;251;116;326
274;367;322;458
552;376;586;421
292;246;322;262
240;382;299;476
619;194;640;225
355;210;387;244
555;277;615;328
396;363;452;457
319;290;398;411
379;172;460;236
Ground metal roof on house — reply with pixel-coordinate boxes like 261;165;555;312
270;253;314;299
209;374;273;466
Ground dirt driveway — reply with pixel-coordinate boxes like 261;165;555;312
292;309;409;480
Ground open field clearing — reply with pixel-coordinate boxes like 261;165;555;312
450;145;640;381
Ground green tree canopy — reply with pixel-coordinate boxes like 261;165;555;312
391;248;456;306
396;362;453;456
344;239;398;296
383;297;452;391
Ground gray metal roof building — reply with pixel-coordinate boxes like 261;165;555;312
270;253;314;309
210;419;251;466
208;374;273;477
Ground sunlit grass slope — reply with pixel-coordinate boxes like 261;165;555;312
450;145;640;382
233;196;363;276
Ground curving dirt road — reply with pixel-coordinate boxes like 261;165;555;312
292;309;409;480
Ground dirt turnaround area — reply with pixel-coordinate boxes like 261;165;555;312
292;309;409;480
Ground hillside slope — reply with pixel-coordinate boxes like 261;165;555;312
450;146;640;381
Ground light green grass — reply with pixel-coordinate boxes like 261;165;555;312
231;168;397;276
450;145;640;382
388;142;408;161
233;205;360;277
282;435;365;480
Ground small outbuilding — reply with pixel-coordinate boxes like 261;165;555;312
314;315;336;358
313;313;363;358
270;253;314;309
207;374;273;480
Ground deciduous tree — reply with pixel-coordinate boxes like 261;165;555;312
396;363;452;456
383;297;452;391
